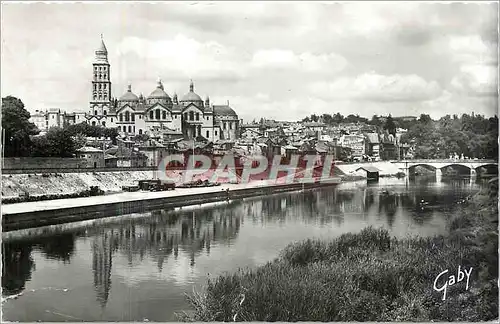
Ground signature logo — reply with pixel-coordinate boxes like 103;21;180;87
433;265;473;300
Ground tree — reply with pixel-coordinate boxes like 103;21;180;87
418;114;432;124
32;127;77;157
383;114;396;136
2;96;39;157
72;133;87;150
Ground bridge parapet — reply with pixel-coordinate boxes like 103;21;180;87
394;159;497;164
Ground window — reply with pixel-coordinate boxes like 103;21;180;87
131;113;135;122
94;84;97;91
119;114;123;122
103;84;106;90
52;115;55;119
223;122;227;130
104;110;107;116
206;116;209;120
150;111;154;119
206;130;209;138
156;109;160;119
162;111;166;119
98;84;102;90
128;126;132;133
92;121;96;126
139;115;142;119
125;111;130;122
215;130;218;136
229;122;232;130
94;110;97;115
111;118;113;122
175;115;177;119
139;129;143;135
133;126;135;133
196;113;200;121
189;111;194;120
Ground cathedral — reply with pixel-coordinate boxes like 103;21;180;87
86;36;240;141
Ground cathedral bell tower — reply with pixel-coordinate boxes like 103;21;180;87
89;35;112;122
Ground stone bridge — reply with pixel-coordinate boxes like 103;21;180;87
391;159;498;176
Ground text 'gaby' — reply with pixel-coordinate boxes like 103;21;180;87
433;265;473;301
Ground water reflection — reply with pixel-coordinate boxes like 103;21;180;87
1;177;486;321
92;232;113;308
2;243;34;296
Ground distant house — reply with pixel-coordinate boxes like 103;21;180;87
76;146;105;168
355;165;380;181
241;128;263;140
136;141;170;167
105;145;148;167
302;122;326;132
379;132;398;160
161;128;184;143
339;134;365;157
364;133;380;160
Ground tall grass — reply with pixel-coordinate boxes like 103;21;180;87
179;187;498;322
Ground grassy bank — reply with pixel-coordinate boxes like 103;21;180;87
178;185;498;322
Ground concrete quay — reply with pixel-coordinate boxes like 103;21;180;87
1;178;340;232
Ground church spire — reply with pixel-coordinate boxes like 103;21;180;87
189;79;194;92
95;35;108;63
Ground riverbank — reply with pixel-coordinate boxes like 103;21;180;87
1;179;340;232
179;185;498;321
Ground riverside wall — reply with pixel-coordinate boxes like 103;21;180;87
2;181;339;232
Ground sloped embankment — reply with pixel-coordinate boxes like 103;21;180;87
1;171;156;198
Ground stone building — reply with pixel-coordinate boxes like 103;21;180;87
86;36;240;141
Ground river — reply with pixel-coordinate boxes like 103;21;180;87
1;176;489;322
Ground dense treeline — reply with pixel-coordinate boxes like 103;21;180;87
2;96;118;158
400;114;498;159
301;112;498;159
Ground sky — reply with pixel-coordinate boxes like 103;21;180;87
1;1;498;122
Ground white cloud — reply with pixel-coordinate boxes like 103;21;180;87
1;2;497;121
251;49;347;74
308;73;442;102
450;64;498;96
422;90;497;118
448;35;497;65
115;34;247;82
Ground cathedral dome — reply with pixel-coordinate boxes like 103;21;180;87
119;84;139;102
148;79;170;100
180;80;203;105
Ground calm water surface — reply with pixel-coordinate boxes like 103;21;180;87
2;177;487;322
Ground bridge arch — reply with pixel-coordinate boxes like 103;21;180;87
439;164;472;176
475;163;499;176
408;164;436;175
